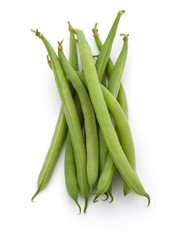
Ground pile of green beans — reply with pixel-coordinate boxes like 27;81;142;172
31;10;150;214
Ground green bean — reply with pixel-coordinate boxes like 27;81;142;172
31;47;76;202
97;32;129;199
92;15;125;200
31;29;89;209
64;23;82;213
103;35;133;196
58;42;99;194
93;27;130;195
74;30;150;205
95;10;125;83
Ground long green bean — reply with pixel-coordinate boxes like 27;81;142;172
64;23;82;213
92;26;131;195
31;29;89;210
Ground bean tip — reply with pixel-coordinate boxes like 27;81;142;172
31;188;40;202
146;194;151;207
108;192;114;203
93;195;99;203
92;22;99;37
57;39;64;50
100;192;109;201
120;33;129;40
118;10;125;15
83;198;88;213
31;29;43;38
67;21;73;31
75;201;81;214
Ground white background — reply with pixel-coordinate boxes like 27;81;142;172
0;0;176;239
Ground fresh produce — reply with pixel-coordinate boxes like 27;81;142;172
31;11;150;213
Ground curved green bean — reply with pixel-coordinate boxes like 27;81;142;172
93;17;126;200
103;35;133;196
31;29;89;207
58;43;99;195
74;31;150;205
92;27;130;195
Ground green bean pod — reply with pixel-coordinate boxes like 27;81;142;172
93;28;130;195
102;35;133;196
64;23;82;213
31;34;78;202
58;44;99;194
74;30;150;205
95;10;125;83
31;29;89;206
93;19;127;200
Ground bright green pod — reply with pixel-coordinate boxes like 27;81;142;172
92;27;130;195
31;29;89;204
64;23;82;213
